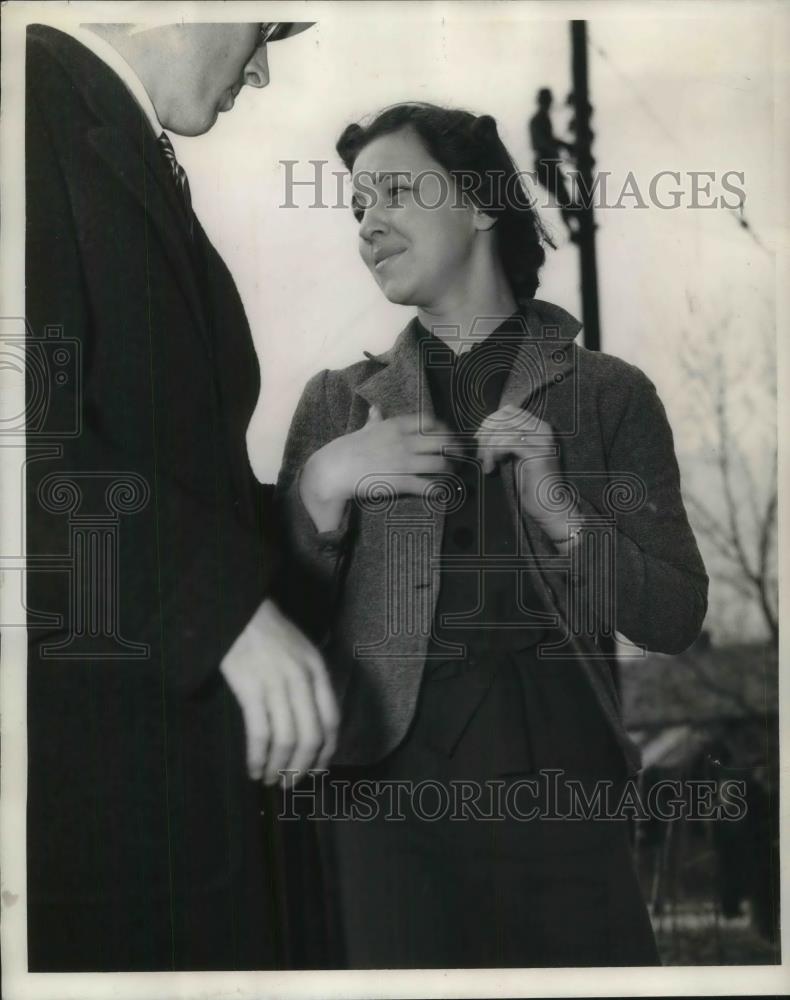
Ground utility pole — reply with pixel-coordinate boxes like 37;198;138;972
570;20;601;352
569;20;620;696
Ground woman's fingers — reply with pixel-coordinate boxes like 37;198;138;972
406;454;452;475
477;441;504;474
390;413;452;437
395;474;442;497
474;420;506;474
410;431;458;455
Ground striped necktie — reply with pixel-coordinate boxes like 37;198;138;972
157;131;194;238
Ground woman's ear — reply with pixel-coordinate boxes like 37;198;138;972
471;205;498;232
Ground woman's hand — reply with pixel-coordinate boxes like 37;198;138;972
299;405;456;532
474;403;578;541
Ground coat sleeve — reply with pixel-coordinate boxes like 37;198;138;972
536;368;709;655
273;369;354;642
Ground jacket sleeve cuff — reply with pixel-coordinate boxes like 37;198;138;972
285;469;351;559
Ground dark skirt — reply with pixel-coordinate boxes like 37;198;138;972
319;647;660;969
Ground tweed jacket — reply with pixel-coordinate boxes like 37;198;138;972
276;299;708;774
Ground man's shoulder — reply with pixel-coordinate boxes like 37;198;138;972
27;24;138;134
28;24;90;84
27;26;97;135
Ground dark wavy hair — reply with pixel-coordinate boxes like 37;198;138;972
336;103;553;300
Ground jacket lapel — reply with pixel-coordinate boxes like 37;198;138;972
497;298;581;562
354;319;435;422
353;321;446;650
354;318;443;529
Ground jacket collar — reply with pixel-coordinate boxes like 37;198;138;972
355;298;580;416
355;315;433;418
54;24;162;135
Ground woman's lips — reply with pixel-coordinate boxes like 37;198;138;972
374;249;406;270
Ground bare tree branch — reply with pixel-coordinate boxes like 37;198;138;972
682;652;757;716
712;351;758;584
685;494;742;564
679;313;777;647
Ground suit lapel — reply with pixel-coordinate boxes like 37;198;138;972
86;126;212;357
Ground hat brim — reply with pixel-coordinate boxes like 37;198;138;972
266;22;314;42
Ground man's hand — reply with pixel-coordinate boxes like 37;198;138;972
220;598;339;786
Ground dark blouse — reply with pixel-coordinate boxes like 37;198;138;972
415;313;625;781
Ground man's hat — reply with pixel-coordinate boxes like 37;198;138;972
262;22;314;43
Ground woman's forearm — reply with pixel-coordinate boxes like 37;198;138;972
299;449;349;533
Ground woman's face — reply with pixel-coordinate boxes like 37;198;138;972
351;127;480;308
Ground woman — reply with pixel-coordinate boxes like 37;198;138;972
276;104;708;968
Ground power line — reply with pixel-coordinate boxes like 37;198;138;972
588;33;770;255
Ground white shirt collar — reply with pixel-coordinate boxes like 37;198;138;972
57;24;162;137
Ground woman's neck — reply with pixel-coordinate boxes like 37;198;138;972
416;264;518;354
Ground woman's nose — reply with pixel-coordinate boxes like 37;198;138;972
358;202;387;242
244;44;270;88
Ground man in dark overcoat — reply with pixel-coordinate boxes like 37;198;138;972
25;20;337;971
